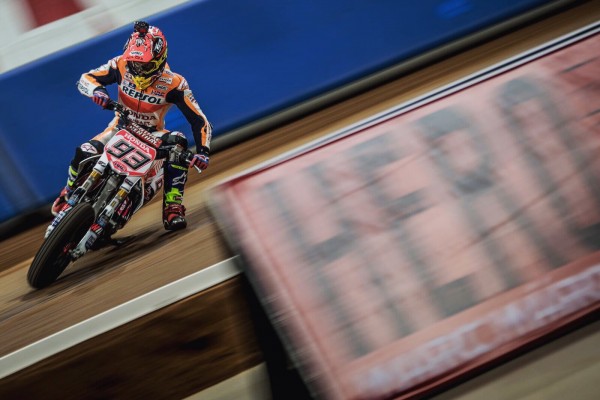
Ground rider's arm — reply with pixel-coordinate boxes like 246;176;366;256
77;56;122;97
166;77;212;152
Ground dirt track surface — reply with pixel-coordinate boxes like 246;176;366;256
1;2;599;397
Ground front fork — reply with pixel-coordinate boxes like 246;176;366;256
45;156;137;259
70;176;138;259
44;168;105;239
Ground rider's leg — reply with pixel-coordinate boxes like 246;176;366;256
51;139;105;215
52;118;118;216
161;131;189;231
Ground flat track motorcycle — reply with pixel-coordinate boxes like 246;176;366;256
28;100;196;289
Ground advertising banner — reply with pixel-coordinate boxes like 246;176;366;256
209;33;600;399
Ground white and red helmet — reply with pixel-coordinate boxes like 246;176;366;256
122;21;168;90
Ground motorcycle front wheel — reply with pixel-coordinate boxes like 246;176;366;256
27;203;95;289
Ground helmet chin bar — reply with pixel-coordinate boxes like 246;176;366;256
129;58;161;75
126;49;167;91
132;75;156;90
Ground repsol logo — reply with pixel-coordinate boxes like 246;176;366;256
122;86;163;104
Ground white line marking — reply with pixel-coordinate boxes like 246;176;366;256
0;257;241;379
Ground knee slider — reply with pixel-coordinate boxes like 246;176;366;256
71;140;104;167
74;140;103;161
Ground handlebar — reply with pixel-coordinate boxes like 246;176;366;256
183;150;203;174
105;100;201;173
105;99;127;115
105;100;130;129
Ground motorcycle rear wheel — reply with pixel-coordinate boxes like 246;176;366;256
27;203;95;289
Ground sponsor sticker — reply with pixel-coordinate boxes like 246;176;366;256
125;125;162;148
111;160;127;173
80;143;98;154
121;86;163;104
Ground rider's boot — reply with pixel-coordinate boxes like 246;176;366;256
51;185;73;216
51;164;78;216
163;202;187;231
163;186;187;230
162;158;188;231
52;141;106;217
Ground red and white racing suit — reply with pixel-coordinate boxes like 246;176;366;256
72;55;212;207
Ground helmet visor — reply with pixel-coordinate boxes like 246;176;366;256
128;61;158;77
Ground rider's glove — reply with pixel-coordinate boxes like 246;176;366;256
92;89;110;108
189;146;210;171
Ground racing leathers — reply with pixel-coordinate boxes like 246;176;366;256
57;55;212;230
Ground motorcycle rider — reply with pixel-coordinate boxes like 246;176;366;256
52;20;212;231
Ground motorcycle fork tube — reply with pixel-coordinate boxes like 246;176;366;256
92;175;118;216
101;187;131;222
69;169;103;205
46;169;105;240
97;177;137;230
74;185;132;257
82;170;103;192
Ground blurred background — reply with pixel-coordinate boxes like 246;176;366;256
0;0;189;73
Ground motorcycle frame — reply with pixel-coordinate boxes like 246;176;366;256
48;127;164;259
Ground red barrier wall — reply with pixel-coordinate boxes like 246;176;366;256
25;0;84;27
210;33;600;399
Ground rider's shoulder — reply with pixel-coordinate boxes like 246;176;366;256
101;55;127;71
99;55;122;70
159;69;189;91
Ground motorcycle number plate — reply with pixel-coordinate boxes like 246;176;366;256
105;130;158;177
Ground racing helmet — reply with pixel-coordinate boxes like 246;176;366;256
122;21;168;90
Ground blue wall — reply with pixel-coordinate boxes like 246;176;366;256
0;0;555;222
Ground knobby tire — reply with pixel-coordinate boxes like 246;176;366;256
27;203;95;289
